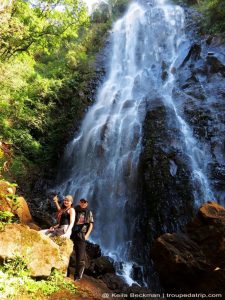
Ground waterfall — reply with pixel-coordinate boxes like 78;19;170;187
54;0;214;284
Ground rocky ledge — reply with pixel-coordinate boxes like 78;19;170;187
152;202;225;295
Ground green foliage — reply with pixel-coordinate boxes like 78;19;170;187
8;155;30;180
92;0;131;23
0;258;76;299
109;0;132;19
199;0;225;33
174;0;225;33
0;210;15;224
2;256;29;277
0;0;90;182
0;0;129;186
0;0;88;60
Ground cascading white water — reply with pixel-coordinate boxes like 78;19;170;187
55;0;214;284
159;20;215;202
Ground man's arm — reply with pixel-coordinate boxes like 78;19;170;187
85;222;93;240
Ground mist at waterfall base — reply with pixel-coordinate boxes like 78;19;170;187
53;0;215;288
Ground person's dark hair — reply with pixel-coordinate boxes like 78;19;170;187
80;198;88;203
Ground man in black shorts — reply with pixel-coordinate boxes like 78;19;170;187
71;198;94;281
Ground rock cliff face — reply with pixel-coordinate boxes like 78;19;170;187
152;202;225;295
132;6;225;289
174;7;225;204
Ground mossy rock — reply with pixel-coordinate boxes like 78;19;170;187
0;224;73;277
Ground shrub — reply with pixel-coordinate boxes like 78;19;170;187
0;258;77;299
199;0;225;33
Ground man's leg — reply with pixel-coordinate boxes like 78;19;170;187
74;236;86;280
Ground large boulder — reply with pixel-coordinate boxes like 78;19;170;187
14;196;33;223
0;224;73;277
152;233;210;291
152;202;225;294
187;202;225;267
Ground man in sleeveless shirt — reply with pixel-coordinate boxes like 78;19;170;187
71;198;94;281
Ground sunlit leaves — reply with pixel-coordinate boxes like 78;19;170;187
0;0;117;180
0;0;89;60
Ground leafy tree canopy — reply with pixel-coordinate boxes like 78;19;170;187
0;0;88;60
0;0;115;187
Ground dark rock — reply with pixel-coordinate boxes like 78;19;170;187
102;273;163;299
85;256;115;277
186;0;198;4
125;284;163;300
138;99;195;236
187;202;225;265
102;273;127;292
209;164;225;190
181;43;201;66
161;70;168;81
129;98;195;289
206;53;225;76
152;202;225;294
152;233;210;290
130;264;145;285
86;241;102;259
28;195;57;228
